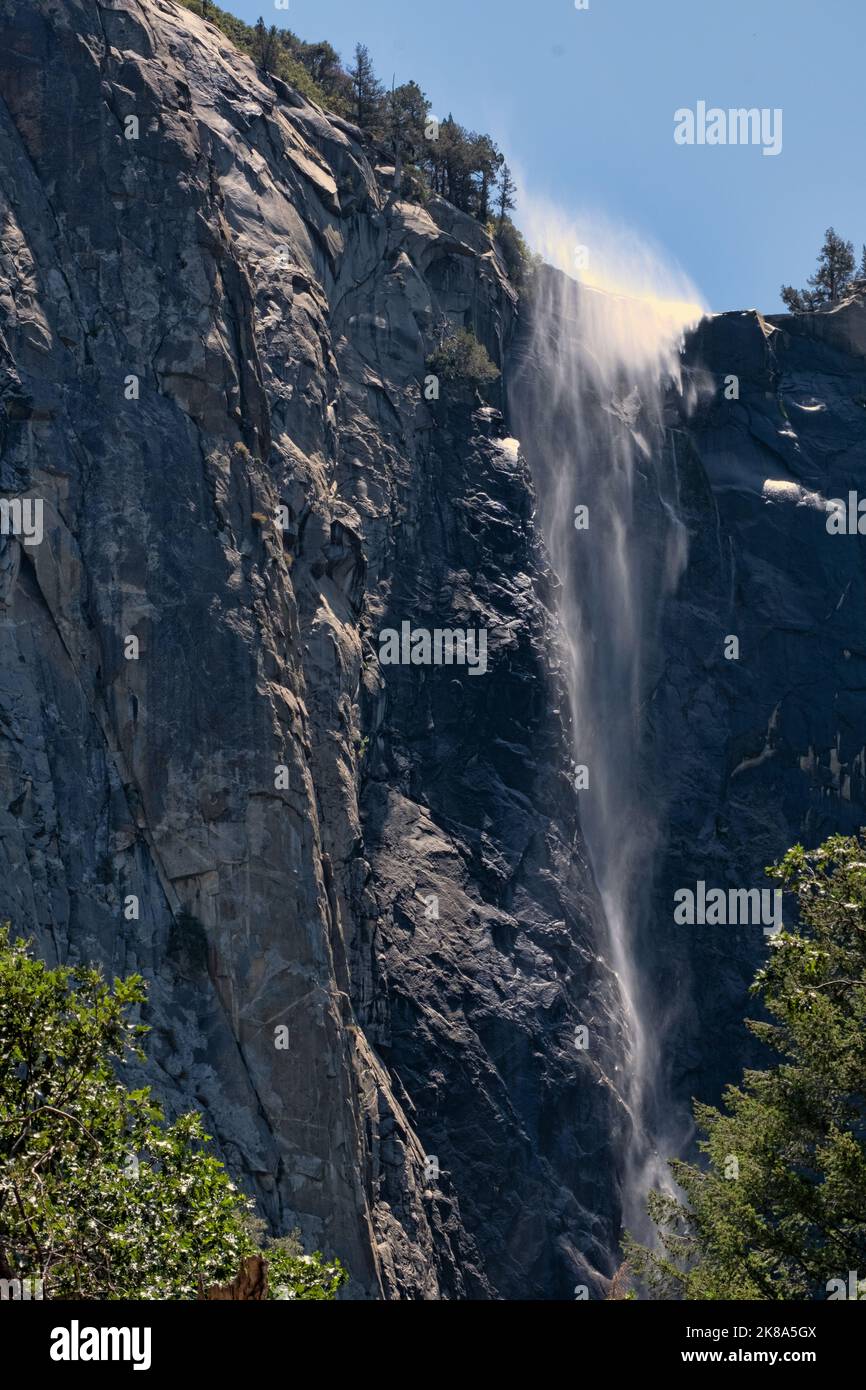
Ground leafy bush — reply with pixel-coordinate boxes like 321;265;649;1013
490;216;541;291
427;328;500;385
0;926;346;1300
627;834;866;1300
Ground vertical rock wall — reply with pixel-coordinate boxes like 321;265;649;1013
0;0;623;1298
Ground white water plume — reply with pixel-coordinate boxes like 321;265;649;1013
509;197;706;1240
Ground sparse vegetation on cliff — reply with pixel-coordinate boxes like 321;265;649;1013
427;327;500;385
781;227;865;311
177;1;532;285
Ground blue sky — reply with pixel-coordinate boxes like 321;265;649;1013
226;0;865;313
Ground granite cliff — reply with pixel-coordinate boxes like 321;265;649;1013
1;0;864;1299
0;0;622;1299
652;297;866;1136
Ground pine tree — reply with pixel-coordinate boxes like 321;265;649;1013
291;39;348;103
348;43;384;134
496;162;517;229
385;80;429;166
780;285;819;312
470;134;502;222
252;18;279;74
808;227;855;301
254;17;266;60
626;834;866;1300
781;227;856;311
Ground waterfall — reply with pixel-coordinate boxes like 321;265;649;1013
508;204;705;1239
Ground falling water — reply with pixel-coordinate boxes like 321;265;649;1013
508;204;705;1237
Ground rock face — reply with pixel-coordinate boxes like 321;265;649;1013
649;299;866;1131
510;275;866;1200
2;0;863;1301
0;0;623;1299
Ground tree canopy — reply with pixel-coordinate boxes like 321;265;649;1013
427;326;500;385
627;834;866;1300
0;926;346;1300
781;227;859;311
177;2;524;257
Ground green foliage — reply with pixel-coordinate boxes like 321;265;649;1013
496;162;517;227
272;32;352;112
176;2;525;250
385;80;429;167
427;327;500;385
424;116;505;222
491;216;541;291
347;43;384;136
242;1219;346;1300
178;1;255;56
627;834;866;1299
781;226;857;311
0;926;346;1300
176;2;348;112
